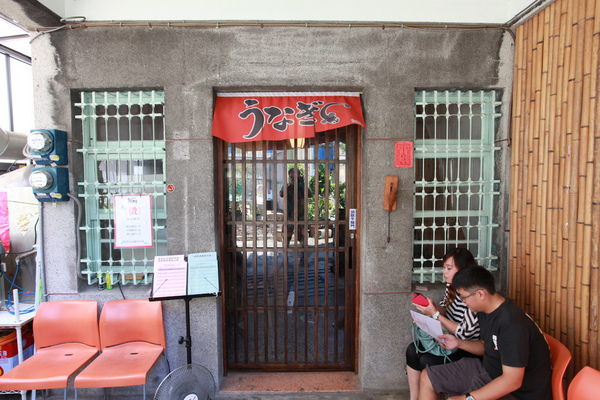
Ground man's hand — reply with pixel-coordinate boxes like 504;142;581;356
447;396;466;400
438;334;459;350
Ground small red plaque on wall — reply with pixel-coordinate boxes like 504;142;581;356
394;141;414;168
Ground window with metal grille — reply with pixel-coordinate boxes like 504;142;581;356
75;90;166;286
413;90;501;283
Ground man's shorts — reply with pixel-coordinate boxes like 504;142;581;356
426;357;492;395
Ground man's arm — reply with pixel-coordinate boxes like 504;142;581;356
448;365;525;400
438;334;485;356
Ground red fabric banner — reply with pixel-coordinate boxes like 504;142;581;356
212;92;366;143
0;192;10;253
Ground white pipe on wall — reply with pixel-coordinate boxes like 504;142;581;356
0;128;27;162
40;0;540;25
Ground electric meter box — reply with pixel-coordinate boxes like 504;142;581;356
29;167;69;202
27;129;68;165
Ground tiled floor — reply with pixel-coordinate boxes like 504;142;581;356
216;372;408;399
38;372;409;399
220;371;360;393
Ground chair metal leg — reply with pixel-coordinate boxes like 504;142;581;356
143;384;146;400
74;387;78;400
63;387;67;400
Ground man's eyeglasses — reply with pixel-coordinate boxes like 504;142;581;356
461;289;480;300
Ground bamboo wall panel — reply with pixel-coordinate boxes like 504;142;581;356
510;0;600;374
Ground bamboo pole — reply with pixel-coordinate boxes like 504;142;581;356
571;0;587;368
575;0;596;368
546;1;560;335
538;0;547;328
571;0;583;363
588;0;600;369
517;18;528;307
540;7;553;327
527;12;542;315
522;19;535;309
536;8;545;324
557;0;572;345
565;0;584;358
552;0;569;339
510;23;526;302
529;10;543;320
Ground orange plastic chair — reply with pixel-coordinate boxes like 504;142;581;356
0;300;100;395
74;299;165;399
544;333;572;400
567;366;600;400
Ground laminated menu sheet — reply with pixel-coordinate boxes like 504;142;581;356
152;255;187;297
187;252;219;295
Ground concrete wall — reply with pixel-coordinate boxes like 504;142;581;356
25;24;513;392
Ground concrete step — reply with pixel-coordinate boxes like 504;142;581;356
216;391;407;400
37;390;408;400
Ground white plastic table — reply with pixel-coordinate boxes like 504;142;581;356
0;307;36;400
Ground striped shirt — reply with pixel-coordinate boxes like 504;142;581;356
440;286;480;340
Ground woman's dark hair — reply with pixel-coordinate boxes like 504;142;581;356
443;248;477;308
442;247;477;269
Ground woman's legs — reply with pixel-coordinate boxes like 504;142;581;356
407;365;422;400
406;342;454;400
406;343;425;400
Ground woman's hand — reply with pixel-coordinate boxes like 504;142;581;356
414;297;437;316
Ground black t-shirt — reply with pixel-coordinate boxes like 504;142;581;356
477;299;552;400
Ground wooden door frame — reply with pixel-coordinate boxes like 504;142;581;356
215;128;362;374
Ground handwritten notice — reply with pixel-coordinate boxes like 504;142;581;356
114;194;153;248
152;255;187;298
187;252;219;295
410;310;444;340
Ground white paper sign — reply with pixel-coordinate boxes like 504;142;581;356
152;255;187;298
410;310;444;340
187;252;220;295
349;208;357;230
113;194;153;248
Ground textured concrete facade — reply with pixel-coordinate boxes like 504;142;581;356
2;3;514;393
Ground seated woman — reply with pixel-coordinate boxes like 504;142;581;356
406;248;480;400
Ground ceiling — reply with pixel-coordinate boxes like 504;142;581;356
36;0;545;25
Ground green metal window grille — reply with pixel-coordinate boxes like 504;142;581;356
75;90;167;286
413;90;501;283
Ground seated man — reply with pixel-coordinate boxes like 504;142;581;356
419;266;551;400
